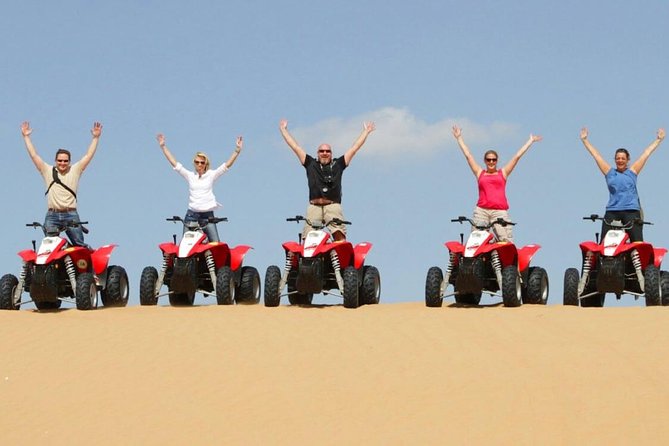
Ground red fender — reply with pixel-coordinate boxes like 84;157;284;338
282;241;303;255
579;241;602;255
489;242;518;267
91;244;117;275
229;245;253;271
445;241;464;254
18;249;36;263
352;242;373;269
517;244;541;273
159;242;179;256
654;247;667;268
328;242;353;268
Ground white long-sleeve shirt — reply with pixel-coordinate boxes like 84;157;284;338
174;162;229;212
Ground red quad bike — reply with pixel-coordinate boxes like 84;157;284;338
563;215;668;307
139;216;260;306
425;216;548;307
0;221;128;311
264;216;380;308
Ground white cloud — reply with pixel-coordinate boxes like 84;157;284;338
288;107;521;159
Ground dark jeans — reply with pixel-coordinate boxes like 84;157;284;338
184;210;220;242
44;210;86;246
601;210;643;242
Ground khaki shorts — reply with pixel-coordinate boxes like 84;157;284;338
472;206;513;242
304;203;346;239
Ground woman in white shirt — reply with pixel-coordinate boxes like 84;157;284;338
156;133;242;242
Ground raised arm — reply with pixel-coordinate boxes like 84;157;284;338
279;119;306;164
343;121;376;166
156;133;178;167
452;125;482;177
502;134;542;178
224;136;243;168
21;121;46;171
630;128;665;174
78;122;102;171
580;127;610;175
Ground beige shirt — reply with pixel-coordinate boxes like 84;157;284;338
40;161;84;210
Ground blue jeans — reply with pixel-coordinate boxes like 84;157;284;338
184;210;220;242
44;210;86;247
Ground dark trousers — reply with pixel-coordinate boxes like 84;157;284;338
601;210;643;242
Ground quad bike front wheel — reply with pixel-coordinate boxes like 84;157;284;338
425;267;444;308
502;265;522;307
216;266;236;305
644;264;661;307
264;265;281;307
0;274;20;310
75;273;98;310
661;271;669;306
524;267;549;305
236;266;261;304
360;265;380;305
101;265;129;307
139;267;159;306
563;268;579;306
342;266;359;309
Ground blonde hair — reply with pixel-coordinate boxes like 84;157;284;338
193;152;210;171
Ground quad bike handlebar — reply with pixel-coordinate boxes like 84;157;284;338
286;215;352;228
582;214;652;228
26;220;90;236
166;215;228;225
450;215;515;230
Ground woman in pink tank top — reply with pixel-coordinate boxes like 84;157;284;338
452;125;542;242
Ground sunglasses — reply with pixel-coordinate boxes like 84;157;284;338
318;150;331;154
194;160;206;165
485;158;497;162
56;159;70;163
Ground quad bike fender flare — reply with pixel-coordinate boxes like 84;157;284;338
91;244;117;275
159;242;179;256
331;242;355;268
229;245;253;271
579;241;602;255
351;242;372;269
18;249;36;263
480;242;517;267
445;241;464;254
653;247;668;268
607;241;655;268
188;242;232;267
517;244;541;273
282;241;303;255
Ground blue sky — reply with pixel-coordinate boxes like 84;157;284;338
1;0;667;307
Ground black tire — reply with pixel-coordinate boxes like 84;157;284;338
661;271;669;306
264;265;281;307
0;274;20;310
236;266;261;304
75;273;98;310
215;266;235;305
525;267;549;305
360;265;380;305
563;268;579;306
425;267;443;307
139;266;159;306
287;286;313;305
501;265;521;307
644;264;661;307
455;291;482;305
342;266;359;309
101;265;129;307
169;258;197;306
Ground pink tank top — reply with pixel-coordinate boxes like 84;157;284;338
477;170;509;210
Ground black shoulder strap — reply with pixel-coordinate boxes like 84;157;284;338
45;167;77;199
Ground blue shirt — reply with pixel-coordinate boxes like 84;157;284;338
605;168;640;211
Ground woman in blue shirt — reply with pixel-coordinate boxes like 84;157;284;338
580;127;665;241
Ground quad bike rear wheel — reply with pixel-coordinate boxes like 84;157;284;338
236;266;261;304
644;264;661;307
101;265;129;307
360;265;380;305
0;274;20;310
525;267;549;305
425;267;443;308
264;265;281;307
75;273;98;310
502;265;522;307
216;266;236;305
342;266;359;309
169;258;196;306
139;266;159;306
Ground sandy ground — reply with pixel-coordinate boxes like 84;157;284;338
2;302;669;445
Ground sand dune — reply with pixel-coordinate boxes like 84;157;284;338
2;303;669;445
